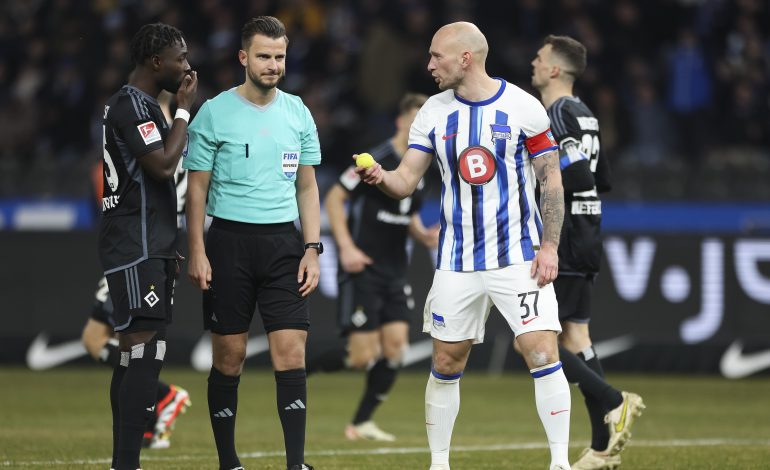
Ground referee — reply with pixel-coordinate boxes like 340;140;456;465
185;17;320;470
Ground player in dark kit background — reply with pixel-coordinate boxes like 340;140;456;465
307;93;438;442
530;35;644;469
99;23;197;470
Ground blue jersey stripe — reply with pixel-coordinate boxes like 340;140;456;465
430;128;447;269
444;111;463;271
409;143;434;154
469;106;485;270
514;131;535;260
494;110;511;267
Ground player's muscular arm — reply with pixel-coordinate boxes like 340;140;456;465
186;169;211;290
531;150;564;287
325;184;372;273
356;148;432;200
139;72;198;180
534;150;564;248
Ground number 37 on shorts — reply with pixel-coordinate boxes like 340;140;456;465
422;264;561;344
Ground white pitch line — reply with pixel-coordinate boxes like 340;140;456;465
3;438;769;467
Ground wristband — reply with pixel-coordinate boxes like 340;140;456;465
174;109;190;123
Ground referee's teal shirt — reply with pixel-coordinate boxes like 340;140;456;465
184;88;322;223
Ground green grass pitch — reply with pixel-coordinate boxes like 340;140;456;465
2;368;769;469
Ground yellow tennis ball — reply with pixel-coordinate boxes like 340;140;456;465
355;153;375;169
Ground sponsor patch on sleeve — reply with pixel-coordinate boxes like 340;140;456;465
137;121;162;145
525;128;558;157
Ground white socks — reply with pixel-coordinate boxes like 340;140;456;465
425;370;462;467
532;362;571;468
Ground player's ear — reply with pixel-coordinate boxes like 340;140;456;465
151;54;162;71
550;64;561;79
238;49;248;67
461;51;471;68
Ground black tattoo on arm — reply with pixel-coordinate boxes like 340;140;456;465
535;151;564;247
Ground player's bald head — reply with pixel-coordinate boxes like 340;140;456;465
433;22;489;63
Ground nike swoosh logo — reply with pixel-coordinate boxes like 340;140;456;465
442;133;459;140
522;317;538;325
720;340;770;379
550;409;569;415
615;399;629;432
190;333;270;371
26;333;87;370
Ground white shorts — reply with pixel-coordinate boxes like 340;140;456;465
422;263;561;344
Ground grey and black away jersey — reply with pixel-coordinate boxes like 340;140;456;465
99;85;178;273
338;141;426;275
547;96;612;275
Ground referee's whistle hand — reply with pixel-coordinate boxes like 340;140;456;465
298;252;320;297
188;251;212;290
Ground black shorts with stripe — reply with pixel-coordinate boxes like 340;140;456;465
105;258;175;332
202;218;309;335
554;273;595;324
337;268;413;335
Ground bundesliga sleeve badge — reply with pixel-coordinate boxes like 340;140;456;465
137;121;162;145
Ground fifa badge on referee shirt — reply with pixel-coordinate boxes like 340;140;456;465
282;151;299;178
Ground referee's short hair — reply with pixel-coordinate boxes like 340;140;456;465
130;23;185;66
398;93;429;116
544;35;587;79
242;16;288;49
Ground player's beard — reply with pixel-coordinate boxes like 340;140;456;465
247;68;285;92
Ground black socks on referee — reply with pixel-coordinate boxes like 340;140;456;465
115;339;165;470
276;368;307;468
208;367;242;470
352;358;399;425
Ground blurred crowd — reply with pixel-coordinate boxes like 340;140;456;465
0;0;768;200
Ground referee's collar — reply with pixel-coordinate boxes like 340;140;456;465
230;87;280;111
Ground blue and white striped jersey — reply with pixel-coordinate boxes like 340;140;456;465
408;79;557;272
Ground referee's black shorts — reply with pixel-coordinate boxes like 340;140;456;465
203;217;309;335
554;273;596;324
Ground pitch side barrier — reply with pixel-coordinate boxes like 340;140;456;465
1;202;769;377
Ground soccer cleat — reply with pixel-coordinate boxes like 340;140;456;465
155;385;192;436
571;448;621;470
604;391;645;456
550;465;571;470
429;465;450;470
288;465;313;470
344;421;396;441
